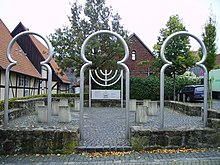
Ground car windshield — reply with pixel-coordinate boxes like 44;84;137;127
195;87;204;92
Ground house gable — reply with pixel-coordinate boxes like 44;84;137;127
11;22;70;84
0;19;41;78
126;33;155;78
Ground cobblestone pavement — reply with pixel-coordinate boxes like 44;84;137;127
1;106;220;164
0;148;220;164
6;107;204;150
79;108;130;150
79;107;203;150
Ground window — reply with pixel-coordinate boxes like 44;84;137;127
195;87;204;92
131;50;136;61
19;76;29;87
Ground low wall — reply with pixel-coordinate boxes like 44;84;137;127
165;101;202;116
14;97;76;110
91;100;123;107
207;109;220;130
0;97;75;125
208;109;220;119
0;127;79;155
130;126;220;150
0;109;31;125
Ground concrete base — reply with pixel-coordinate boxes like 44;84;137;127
135;105;147;123
148;101;158;116
37;105;47;123
35;101;44;114
129;99;136;112
74;98;80;111
52;101;59;116
59;106;71;123
143;99;151;107
60;98;68;106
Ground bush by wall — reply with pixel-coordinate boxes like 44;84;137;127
130;73;203;100
0;93;78;112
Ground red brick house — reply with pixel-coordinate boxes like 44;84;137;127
126;33;155;78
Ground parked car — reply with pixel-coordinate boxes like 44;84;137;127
177;85;204;102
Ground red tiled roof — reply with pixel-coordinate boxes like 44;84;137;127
29;35;70;84
0;19;42;78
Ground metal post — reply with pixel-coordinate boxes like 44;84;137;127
198;64;208;126
160;63;171;128
89;70;91;108
42;63;52;124
121;70;123;108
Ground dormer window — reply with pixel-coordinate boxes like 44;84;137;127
131;50;136;61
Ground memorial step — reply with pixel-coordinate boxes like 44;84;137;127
77;145;132;152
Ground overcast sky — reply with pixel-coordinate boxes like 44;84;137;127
0;0;220;53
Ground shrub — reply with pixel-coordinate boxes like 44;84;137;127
0;93;78;112
130;73;202;100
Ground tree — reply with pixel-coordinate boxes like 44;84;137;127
153;15;196;77
200;16;217;71
49;0;128;76
153;15;197;100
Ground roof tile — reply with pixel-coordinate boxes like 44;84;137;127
30;35;70;84
0;19;42;78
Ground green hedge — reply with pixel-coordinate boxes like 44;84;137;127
0;93;78;112
130;74;202;100
130;76;170;100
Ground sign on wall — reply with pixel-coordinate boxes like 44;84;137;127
91;90;120;100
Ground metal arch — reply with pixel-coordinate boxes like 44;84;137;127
80;30;130;140
160;31;208;128
4;31;53;128
80;30;129;64
160;31;207;64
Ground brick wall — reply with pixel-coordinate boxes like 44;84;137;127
126;34;155;78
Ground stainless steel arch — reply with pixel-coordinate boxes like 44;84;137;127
80;30;130;140
160;31;208;128
4;31;53;127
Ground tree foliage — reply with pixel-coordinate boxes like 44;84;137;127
200;16;217;71
49;0;128;76
153;15;197;77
